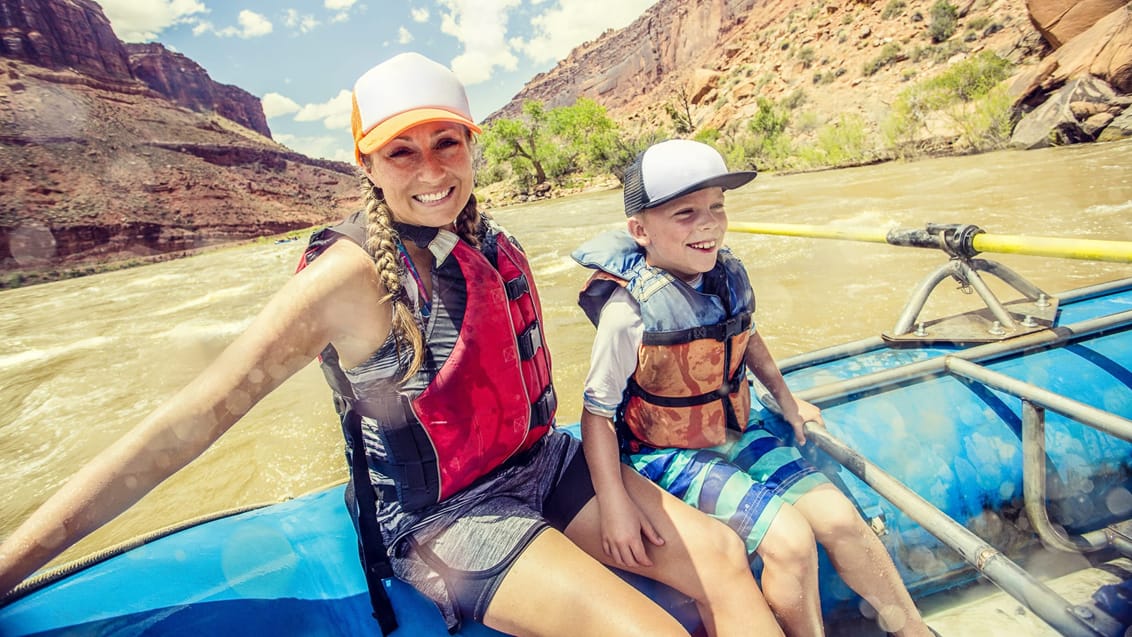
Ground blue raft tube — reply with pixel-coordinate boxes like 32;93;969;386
1;223;1131;636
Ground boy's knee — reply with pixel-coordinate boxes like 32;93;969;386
700;517;748;566
760;509;817;566
797;486;865;537
811;494;870;542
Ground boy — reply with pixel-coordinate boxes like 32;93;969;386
573;139;934;637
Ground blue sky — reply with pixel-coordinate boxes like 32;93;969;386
95;0;657;163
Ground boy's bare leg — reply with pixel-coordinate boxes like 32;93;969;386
756;504;825;636
794;484;933;637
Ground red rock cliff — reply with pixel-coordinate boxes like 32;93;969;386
1;0;269;136
0;0;357;280
0;0;132;81
127;42;271;138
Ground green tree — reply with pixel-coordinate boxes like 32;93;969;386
480;100;553;186
547;97;620;175
481;98;640;187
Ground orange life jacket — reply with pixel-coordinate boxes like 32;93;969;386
574;230;753;450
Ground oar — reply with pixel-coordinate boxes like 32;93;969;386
727;222;1132;263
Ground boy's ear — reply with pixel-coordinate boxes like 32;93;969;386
626;216;651;247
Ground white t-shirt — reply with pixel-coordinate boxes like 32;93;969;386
581;285;643;418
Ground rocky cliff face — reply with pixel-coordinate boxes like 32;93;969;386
494;0;760;117
127;43;271;138
488;0;1047;140
0;0;357;279
1025;0;1130;47
0;0;270;136
0;0;132;82
491;0;1131;162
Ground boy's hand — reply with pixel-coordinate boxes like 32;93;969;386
598;489;662;569
787;397;823;445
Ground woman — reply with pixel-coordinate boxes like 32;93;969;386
0;52;779;637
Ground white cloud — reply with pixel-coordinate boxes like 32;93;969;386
275;132;353;163
398;27;413;44
261;92;301;119
514;0;656;64
189;9;272;38
97;0;208;42
213;10;273;38
294;89;353;133
325;0;357;22
437;0;520;86
283;9;320;33
411;8;429;23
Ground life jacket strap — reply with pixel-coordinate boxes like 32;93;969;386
626;378;731;407
642;313;751;346
365;393;442;511
345;407;398;635
531;385;557;427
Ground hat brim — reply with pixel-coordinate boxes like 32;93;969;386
642;170;758;210
355;107;482;163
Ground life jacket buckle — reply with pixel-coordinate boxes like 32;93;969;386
518;322;543;360
505;274;529;300
531;386;557;427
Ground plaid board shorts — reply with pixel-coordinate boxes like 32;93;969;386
625;424;829;556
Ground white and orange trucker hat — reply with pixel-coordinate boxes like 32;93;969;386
351;52;482;165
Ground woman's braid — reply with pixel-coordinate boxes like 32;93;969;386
360;174;424;378
453;192;483;248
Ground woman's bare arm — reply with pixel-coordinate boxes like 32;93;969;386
0;240;384;595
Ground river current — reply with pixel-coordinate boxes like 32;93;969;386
1;139;1131;569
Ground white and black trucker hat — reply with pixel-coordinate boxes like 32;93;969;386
622;139;757;216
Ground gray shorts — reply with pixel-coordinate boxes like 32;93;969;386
384;430;595;630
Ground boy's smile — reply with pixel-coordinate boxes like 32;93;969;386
627;187;728;283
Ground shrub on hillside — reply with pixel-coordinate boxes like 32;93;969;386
929;0;958;43
864;43;903;76
797;114;874;168
882;0;906;20
882;51;1015;153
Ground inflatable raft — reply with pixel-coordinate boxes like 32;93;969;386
1;224;1130;636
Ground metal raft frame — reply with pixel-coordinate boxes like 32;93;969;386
779;258;1132;637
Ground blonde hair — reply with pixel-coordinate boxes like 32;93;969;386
359;172;483;379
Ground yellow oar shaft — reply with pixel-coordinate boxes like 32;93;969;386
970;234;1132;263
727;222;1132;263
728;222;891;245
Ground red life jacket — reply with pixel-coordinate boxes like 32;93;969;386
299;212;556;511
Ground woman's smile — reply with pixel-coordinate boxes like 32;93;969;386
415;187;455;205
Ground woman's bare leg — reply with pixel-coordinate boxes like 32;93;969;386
755;503;824;637
564;466;784;637
793;484;932;637
484;527;688;637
